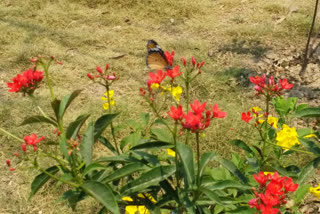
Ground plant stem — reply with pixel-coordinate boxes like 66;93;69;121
0;127;24;143
39;167;79;188
267;142;316;156
105;84;120;154
40;59;55;102
196;131;200;188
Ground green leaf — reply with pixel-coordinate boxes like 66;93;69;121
98;136;118;155
59;90;82;119
59;135;70;161
297;128;315;137
245;155;259;172
229;140;254;154
151;128;173;143
82;181;119;214
297;157;320;185
205;180;251;191
20;115;57;126
201;188;222;205
120;132;141;150
294;107;320;118
121;165;175;195
101;162;149;183
127;119;143;130
130;141;173;150
132;151;160;166
83;163;108;176
298;138;320;155
176;142;195;185
140;113;150;127
295;184;311;203
199;152;217;178
273;96;297;117
51;99;61;121
66;113;91;139
80;121;94;165
217;158;248;183
56;189;86;211
296;103;309;111
94;113;119;141
29;166;59;199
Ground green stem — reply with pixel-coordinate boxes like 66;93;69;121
40;59;55;102
0;127;24;143
173;122;180;189
105;84;120;154
196;132;201;188
39;167;79;188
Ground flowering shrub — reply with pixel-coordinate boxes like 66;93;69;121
1;50;319;214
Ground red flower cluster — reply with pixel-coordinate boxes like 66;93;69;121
167;100;226;132
87;64;118;81
7;69;44;95
249;74;293;96
22;134;45;152
249;172;298;214
147;65;182;89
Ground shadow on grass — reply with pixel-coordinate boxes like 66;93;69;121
216;67;256;87
219;39;272;58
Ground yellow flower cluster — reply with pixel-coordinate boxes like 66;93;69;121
309;184;320;199
101;90;115;110
122;194;157;214
276;124;300;150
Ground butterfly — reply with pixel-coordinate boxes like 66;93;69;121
146;40;172;71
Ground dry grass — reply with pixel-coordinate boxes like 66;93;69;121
0;0;315;213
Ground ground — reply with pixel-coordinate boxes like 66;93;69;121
0;0;319;213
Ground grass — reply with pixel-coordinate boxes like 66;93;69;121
0;0;316;212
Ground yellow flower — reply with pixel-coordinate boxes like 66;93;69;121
309;184;320;199
261;116;279;129
151;83;160;90
170;86;182;102
276;124;300;150
122;196;133;202
101;90;115;110
137;193;157;203
125;205;150;214
167;149;176;157
250;107;262;112
263;172;274;176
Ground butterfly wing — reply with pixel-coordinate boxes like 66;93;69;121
146;40;171;70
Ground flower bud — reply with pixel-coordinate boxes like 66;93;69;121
9;168;15;171
6;159;11;167
87;73;94;80
14;153;18;157
96;66;103;75
192;56;196;66
21;144;26;152
181;57;187;66
106;64;109;70
68;150;73;156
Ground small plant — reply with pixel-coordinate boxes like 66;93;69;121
1;49;319;214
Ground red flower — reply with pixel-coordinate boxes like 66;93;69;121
7;69;44;95
260;191;280;206
190;99;206;115
182;111;202;132
241;111;253;123
259;204;279;214
279;78;293;90
284;177;299;192
166;65;182;80
167;105;184;121
24;134;45;152
147;70;166;87
6;159;11;167
253;172;269;187
197;61;205;69
164;51;174;66
248;198;259;209
249;74;266;85
211;104;227;118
